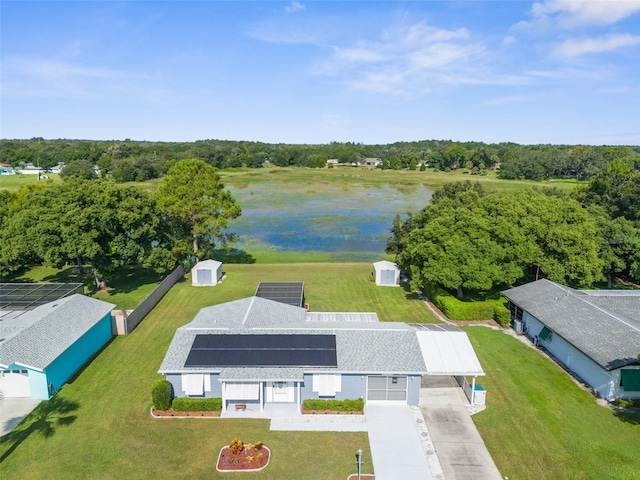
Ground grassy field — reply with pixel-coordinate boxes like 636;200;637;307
87;166;583;195
0;173;61;191
466;327;640;480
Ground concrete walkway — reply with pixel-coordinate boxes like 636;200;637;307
420;376;502;480
0;397;41;437
366;404;432;480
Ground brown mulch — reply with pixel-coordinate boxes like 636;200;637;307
217;445;270;471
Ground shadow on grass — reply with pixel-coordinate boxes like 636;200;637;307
213;248;256;264
0;396;79;464
401;281;421;301
613;409;640;425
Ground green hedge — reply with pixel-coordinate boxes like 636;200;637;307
302;398;364;412
151;379;173;411
171;397;222;412
493;304;512;327
425;283;509;323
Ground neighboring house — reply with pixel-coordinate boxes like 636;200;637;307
363;158;382;167
192;260;223;286
326;159;339;165
503;279;640;401
159;294;485;413
0;163;15;175
372;260;400;287
0;294;115;399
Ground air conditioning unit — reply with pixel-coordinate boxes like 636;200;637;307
512;319;523;334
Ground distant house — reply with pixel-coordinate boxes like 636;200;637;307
159;294;485;414
364;158;382;167
326;159;339;165
502;279;640;401
0;295;115;399
372;261;400;287
192;260;223;286
0;163;14;175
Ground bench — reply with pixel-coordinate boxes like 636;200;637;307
235;403;247;411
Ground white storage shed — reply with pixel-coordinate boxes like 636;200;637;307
373;260;400;286
192;260;223;286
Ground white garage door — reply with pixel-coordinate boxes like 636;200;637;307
381;269;395;285
367;376;407;402
0;369;31;397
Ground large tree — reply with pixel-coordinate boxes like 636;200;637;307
155;159;241;257
391;184;604;298
0;179;173;287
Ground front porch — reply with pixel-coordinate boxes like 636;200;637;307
221;402;301;419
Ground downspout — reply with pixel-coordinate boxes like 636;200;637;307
471;376;477;405
260;382;264;413
221;382;226;414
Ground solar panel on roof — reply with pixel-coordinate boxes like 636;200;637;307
184;334;337;368
254;282;305;307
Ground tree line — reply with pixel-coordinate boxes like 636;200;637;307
388;159;640;298
1;138;638;183
0;159;240;288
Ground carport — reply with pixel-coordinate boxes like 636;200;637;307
414;324;486;405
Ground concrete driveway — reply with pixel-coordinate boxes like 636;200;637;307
0;397;41;437
366;403;432;480
420;376;502;480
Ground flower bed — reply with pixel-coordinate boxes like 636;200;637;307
216;444;270;472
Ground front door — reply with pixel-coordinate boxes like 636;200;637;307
271;381;294;402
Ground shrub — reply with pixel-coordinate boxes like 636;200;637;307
614;398;640;409
493;305;512;327
171;397;222;412
302;398;364;412
151;379;173;411
425;283;498;321
229;438;243;455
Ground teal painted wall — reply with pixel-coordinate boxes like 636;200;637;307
44;312;113;397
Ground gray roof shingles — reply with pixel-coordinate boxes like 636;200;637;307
0;294;115;370
159;296;427;375
503;279;640;370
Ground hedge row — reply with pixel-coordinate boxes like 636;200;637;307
425;284;511;326
171;397;222;412
302;398;364;412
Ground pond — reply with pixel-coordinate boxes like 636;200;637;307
226;182;432;260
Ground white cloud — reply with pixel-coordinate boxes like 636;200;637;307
285;1;305;14
531;0;640;29
552;33;640;56
314;23;485;95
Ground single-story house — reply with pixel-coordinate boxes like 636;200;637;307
372;260;400;287
0;163;15;175
502;279;640;401
363;158;382;167
192;260;223;286
0;294;115;399
159;294;485;413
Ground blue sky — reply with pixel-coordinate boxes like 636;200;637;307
2;1;639;145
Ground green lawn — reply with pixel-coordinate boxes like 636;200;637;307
0;262;435;479
466;327;640;480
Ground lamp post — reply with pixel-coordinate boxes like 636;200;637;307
356;448;363;480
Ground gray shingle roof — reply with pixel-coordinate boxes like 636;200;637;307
159;297;427;375
502;279;640;370
0;294;115;370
